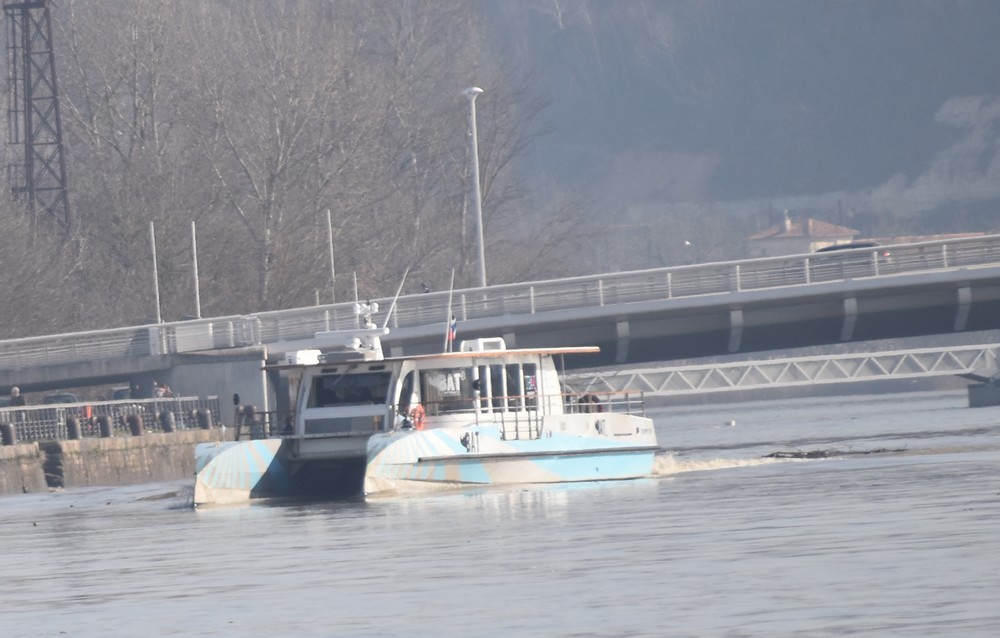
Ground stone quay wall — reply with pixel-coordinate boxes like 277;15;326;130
0;444;48;494
0;429;228;495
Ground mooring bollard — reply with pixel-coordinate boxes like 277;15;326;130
233;405;244;440
243;405;261;439
96;414;113;438
0;422;15;446
159;410;175;433
66;416;82;440
195;408;213;430
126;414;144;436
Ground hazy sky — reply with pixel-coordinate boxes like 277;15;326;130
489;1;1000;225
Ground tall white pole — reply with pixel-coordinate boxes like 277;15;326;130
443;268;456;353
326;208;336;303
353;271;360;328
191;221;202;319
150;221;162;324
464;86;487;288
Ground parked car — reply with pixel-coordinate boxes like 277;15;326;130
38;392;88;425
111;386;132;401
812;242;892;280
815;241;892;259
42;392;81;405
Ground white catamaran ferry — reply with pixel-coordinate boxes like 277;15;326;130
193;307;659;505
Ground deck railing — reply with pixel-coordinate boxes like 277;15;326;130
564;390;647;417
235;387;646;444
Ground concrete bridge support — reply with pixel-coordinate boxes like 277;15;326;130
168;348;269;422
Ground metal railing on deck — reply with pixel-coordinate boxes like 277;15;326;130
233;388;647;444
564;390;647;417
236;409;290;440
0;396;221;444
496;409;542;441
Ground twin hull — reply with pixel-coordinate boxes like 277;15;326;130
193;413;658;505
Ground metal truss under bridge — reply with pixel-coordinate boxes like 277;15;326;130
565;343;1000;398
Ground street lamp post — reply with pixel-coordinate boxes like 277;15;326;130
191;221;202;319
150;221;162;324
464;86;487;288
326;209;336;303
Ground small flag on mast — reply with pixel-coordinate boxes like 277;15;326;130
448;316;457;342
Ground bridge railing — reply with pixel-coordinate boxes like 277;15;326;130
2;234;1000;369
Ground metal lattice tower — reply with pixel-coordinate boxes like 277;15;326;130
3;0;70;230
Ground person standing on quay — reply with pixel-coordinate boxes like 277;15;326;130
9;386;26;424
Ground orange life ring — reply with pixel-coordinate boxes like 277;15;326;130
409;404;426;430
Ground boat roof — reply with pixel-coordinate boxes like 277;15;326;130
263;345;600;371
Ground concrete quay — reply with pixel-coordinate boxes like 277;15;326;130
0;429;229;495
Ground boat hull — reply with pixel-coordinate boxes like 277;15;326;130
195;416;658;504
364;420;658;495
194;439;291;506
194;438;368;506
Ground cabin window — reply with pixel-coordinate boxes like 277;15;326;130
506;363;537;410
469;363;538;413
397;371;416;414
308;372;392;407
490;364;508;409
471;364;508;412
420;368;473;415
414;362;539;415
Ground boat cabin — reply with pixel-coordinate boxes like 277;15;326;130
286;339;591;442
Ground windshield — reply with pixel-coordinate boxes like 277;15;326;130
308;372;392;408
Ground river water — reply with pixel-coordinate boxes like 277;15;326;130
2;389;999;637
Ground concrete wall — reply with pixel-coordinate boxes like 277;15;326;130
968;383;1000;407
167;349;269;422
0;429;230;495
0;443;48;494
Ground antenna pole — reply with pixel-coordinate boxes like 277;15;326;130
380;267;410;330
443;269;456;352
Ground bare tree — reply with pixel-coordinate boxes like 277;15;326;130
0;196;89;335
0;0;560;337
58;0;205;323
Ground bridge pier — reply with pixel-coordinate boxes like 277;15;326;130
954;286;971;331
728;310;743;353
615;320;630;363
841;296;858;341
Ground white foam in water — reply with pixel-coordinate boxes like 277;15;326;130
653;453;788;476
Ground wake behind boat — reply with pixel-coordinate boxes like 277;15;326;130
193;307;658;505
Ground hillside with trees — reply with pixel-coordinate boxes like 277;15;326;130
2;1;998;338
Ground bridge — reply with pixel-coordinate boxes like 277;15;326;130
565;341;1000;400
3;234;1000;410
